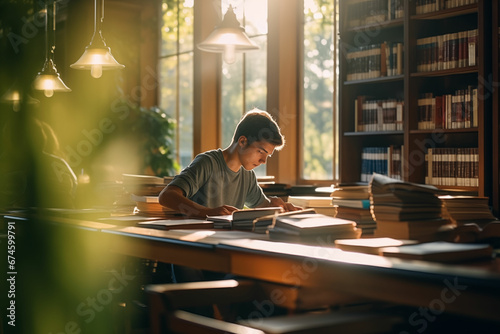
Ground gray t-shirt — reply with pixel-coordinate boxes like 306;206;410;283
169;149;269;210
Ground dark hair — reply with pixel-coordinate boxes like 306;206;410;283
232;108;285;150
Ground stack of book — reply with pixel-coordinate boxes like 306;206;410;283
131;194;183;217
267;213;361;246
370;173;450;241
439;195;497;226
122;173;173;196
330;185;376;236
287;196;337;217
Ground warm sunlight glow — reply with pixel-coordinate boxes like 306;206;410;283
180;231;216;241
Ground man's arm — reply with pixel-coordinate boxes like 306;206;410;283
159;185;238;218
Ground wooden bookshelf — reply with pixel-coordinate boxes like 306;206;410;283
492;0;500;216
339;0;493;204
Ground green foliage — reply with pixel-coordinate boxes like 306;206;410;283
113;99;180;177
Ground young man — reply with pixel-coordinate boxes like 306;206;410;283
159;108;300;218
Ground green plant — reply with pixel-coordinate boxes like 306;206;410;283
113;99;180;177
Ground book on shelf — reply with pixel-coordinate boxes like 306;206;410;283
207;207;284;230
425;147;479;187
346;0;404;28
354;96;404;132
345;42;403;81
335;237;418;255
416;29;477;73
415;0;478;15
417;87;478;130
360;146;403;182
268;213;361;245
381;241;493;263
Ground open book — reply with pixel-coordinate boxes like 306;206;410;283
206;207;284;230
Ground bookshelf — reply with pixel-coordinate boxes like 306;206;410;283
339;0;493;203
492;0;500;216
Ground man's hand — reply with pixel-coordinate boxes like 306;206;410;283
268;196;302;212
203;205;239;217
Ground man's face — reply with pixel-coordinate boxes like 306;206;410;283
239;139;276;170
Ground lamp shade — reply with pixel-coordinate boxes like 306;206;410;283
70;42;124;78
197;5;259;64
33;59;72;97
71;0;124;78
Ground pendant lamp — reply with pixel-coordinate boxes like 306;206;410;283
2;86;39;111
197;5;259;64
33;1;71;97
71;0;124;78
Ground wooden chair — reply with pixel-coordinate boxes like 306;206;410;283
145;279;403;334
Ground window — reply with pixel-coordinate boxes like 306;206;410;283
220;0;268;176
301;0;338;180
159;0;194;169
159;0;339;181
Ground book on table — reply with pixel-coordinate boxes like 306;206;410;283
268;213;361;245
122;173;172;196
440;195;498;226
374;218;451;241
381;241;494;263
332;198;370;209
330;184;370;200
131;194;184;217
287;196;334;208
206;207;284;230
334;237;418;255
137;219;214;230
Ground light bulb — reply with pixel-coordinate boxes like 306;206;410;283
13;100;20;112
91;64;103;78
223;44;236;64
44;89;54;98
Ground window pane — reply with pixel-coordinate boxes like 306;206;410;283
161;0;193;57
302;0;336;180
159;57;177;119
159;0;194;170
221;57;244;148
179;52;193;167
161;0;179;57
245;35;267;111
